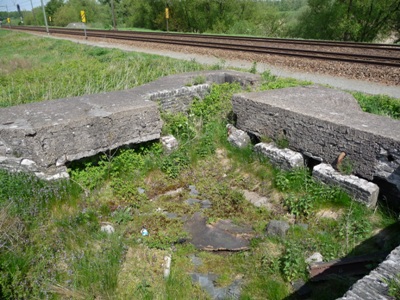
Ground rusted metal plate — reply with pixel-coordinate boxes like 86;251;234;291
309;252;387;281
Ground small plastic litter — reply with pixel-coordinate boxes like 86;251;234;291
140;226;149;236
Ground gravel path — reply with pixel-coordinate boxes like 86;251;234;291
36;33;400;99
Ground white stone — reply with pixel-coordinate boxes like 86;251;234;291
227;124;251;148
161;135;179;153
306;252;323;264
20;159;36;166
101;224;115;234
163;255;172;278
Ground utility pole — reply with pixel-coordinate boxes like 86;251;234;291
40;0;49;34
30;0;37;24
165;2;169;32
111;0;117;30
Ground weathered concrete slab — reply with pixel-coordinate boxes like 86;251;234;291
184;212;254;251
0;91;161;179
254;142;304;170
0;70;260;179
313;163;379;208
232;85;400;209
337;245;400;300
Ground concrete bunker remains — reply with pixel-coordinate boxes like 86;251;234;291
232;85;400;210
0;70;260;180
1;70;400;299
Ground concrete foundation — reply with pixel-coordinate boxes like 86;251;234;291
232;85;400;209
0;70;261;179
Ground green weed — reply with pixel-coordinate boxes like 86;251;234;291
280;241;307;282
353;92;400;119
388;274;400;300
260;70;312;90
338;157;354;175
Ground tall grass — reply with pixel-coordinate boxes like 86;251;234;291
0;30;208;107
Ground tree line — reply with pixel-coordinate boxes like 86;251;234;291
2;0;399;43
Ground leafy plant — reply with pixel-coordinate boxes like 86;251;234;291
261;70;312;90
388;274;400;300
337;205;372;254
280;241;306;282
111;207;133;224
249;62;257;74
161;112;196;141
275;135;289;149
161;150;190;178
192;75;206;85
69;161;108;192
337;157;354;175
353;92;400;120
283;194;314;218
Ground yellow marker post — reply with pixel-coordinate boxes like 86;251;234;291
7;18;10;23
165;7;169;32
80;10;87;39
80;10;86;23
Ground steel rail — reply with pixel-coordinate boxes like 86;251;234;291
109;30;400;51
9;26;400;68
15;25;400;51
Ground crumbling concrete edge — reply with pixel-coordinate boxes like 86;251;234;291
253;141;378;207
313;163;379;208
337;245;400;300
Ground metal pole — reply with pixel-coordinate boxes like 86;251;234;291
40;0;49;34
111;0;117;30
30;0;37;24
6;5;10;28
165;2;169;32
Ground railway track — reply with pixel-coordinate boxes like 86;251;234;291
8;26;400;68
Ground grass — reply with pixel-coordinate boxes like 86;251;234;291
0;30;210;107
1;30;400;299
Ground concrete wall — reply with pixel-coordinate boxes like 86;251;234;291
0;70;261;179
232;85;400;209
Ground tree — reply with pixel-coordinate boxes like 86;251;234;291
292;0;400;42
45;0;64;20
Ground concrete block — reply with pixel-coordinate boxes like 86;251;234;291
0;91;162;180
254;142;304;170
312;163;379;208
232;85;400;209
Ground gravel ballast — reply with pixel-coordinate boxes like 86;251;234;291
27;32;400;99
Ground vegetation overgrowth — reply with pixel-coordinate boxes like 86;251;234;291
0;30;209;107
1;31;400;299
2;0;399;43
